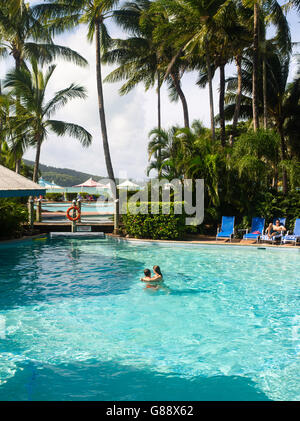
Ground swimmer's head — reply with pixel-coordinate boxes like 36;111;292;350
153;265;162;276
144;268;151;277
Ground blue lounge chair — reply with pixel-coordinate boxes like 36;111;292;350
260;217;286;244
282;218;300;245
216;216;235;242
243;217;265;242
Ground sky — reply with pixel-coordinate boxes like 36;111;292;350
1;1;299;180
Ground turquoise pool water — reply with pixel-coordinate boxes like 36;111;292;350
38;202;114;213
0;238;299;401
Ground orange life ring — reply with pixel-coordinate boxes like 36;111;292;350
66;206;81;221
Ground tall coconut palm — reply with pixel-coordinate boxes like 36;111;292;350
153;0;231;139
4;59;92;182
0;0;88;172
241;0;291;131
223;45;300;193
195;1;251;145
0;1;88;70
34;0;121;229
103;0;162;126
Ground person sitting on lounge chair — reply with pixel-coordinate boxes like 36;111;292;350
267;219;286;239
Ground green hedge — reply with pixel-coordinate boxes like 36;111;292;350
122;202;188;240
0;199;28;239
45;192;64;201
65;192;77;201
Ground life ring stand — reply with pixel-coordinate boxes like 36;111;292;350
66;206;81;222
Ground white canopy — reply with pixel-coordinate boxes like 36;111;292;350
117;179;140;190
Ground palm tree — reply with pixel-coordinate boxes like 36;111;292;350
110;0;206;131
152;0;235;139
35;0;121;229
4;60;92;182
148;120;224;206
103;0;162;126
223;45;300;193
195;1;251;145
0;0;88;172
0;1;88;70
242;0;291;131
230;129;281;192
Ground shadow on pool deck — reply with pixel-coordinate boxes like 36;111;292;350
0;359;270;401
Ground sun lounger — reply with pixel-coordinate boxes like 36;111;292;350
243;217;265;242
281;218;300;245
216;216;235;242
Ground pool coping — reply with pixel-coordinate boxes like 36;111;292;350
1;233;299;251
0;233;47;245
107;234;300;250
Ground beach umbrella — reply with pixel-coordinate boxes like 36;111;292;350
117;180;141;191
73;177;105;188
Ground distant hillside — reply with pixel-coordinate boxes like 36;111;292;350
24;160;105;187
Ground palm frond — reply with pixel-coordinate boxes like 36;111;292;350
47;120;92;147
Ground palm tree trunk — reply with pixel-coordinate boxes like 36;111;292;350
157;71;162;178
263;55;268;129
261;22;268;130
278;123;288;194
170;72;189;128
252;2;260;132
14;51;23;174
95;21;119;230
157;71;161;131
33;136;42;183
206;53;215;140
15;158;21;174
229;55;242;146
272;166;278;191
219;63;226;146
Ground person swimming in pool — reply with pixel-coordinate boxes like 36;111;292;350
140;268;152;282
140;266;164;289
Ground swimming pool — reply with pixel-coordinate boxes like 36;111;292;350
0;238;299;401
38;202;114;214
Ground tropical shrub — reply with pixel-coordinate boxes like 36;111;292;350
0;199;28;239
65;193;78;201
254;191;300;232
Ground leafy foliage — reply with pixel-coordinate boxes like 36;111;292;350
0;199;28;239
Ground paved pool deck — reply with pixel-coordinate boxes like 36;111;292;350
108;234;300;248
